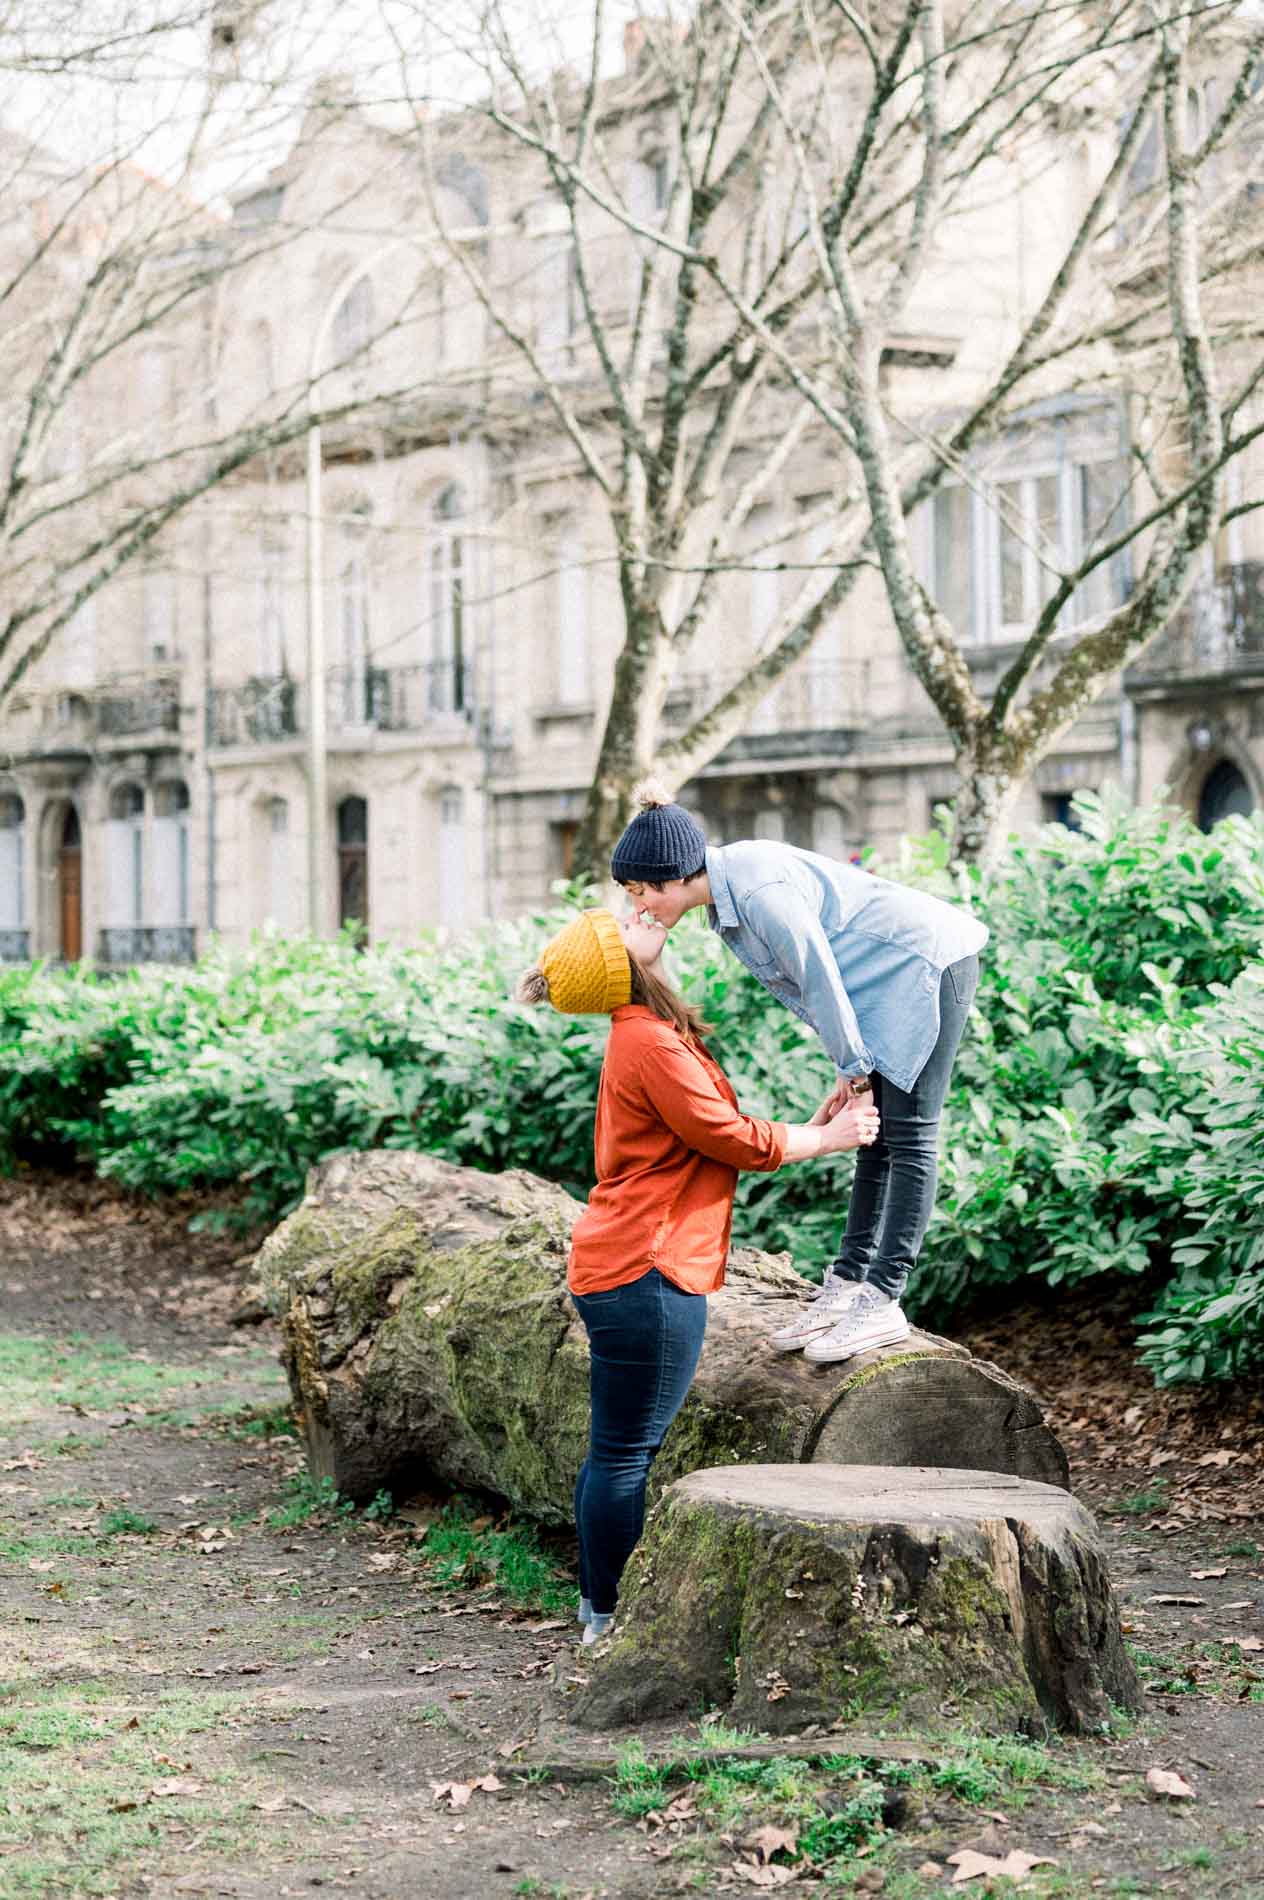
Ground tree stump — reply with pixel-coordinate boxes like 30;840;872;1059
574;1464;1139;1738
255;1150;1067;1518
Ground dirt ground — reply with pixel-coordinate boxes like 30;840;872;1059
2;1170;1262;1900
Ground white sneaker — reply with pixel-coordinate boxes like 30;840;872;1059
803;1284;911;1364
769;1274;866;1353
582;1613;614;1646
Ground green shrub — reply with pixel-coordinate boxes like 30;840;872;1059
1;795;1262;1386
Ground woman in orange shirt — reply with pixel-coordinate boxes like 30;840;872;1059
517;906;878;1643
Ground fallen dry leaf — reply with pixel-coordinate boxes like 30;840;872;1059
1190;1567;1227;1580
947;1849;1056;1884
1148;1593;1206;1607
496;1738;528;1759
730;1861;797;1888
1233;1636;1263;1653
743;1823;798;1864
149;1777;203;1798
256;1795;287;1813
915;1863;944;1880
432;1781;474;1811
1145;1767;1196;1800
1196;1449;1235;1468
527;1618;570;1633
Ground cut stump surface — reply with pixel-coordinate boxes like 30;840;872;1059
574;1464;1139;1738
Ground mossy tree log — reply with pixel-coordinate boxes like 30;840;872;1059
255;1151;1068;1518
575;1465;1139;1738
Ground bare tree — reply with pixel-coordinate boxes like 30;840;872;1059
0;0;457;715
392;0;1263;869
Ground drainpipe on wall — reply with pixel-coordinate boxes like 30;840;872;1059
202;536;216;936
1119;691;1140;807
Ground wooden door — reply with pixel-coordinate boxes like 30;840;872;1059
59;842;82;961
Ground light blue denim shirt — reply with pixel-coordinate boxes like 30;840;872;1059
706;841;989;1093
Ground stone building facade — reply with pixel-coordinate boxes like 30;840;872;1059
0;58;1259;963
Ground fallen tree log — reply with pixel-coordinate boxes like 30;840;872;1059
574;1465;1139;1737
255;1151;1068;1518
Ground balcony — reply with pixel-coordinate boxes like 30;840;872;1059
1125;563;1264;693
3;671;182;759
98;926;197;967
95;674;181;737
208;662;474;748
658;660;878;767
0;929;30;963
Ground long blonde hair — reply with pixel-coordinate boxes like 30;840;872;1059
629;953;712;1043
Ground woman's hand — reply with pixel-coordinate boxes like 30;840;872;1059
819;1094;880;1153
809;1076;870;1127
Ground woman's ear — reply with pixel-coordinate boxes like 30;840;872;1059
515;966;551;1005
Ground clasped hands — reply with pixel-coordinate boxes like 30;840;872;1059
808;1076;879;1152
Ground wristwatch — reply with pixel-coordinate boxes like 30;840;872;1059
850;1074;873;1095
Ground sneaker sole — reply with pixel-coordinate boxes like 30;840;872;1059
803;1319;911;1365
769;1322;838;1354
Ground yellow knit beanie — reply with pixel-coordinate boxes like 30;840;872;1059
516;908;632;1015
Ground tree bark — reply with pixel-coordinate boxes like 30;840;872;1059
574;1464;1139;1738
254;1150;1067;1518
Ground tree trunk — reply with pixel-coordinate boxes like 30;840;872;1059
570;593;670;885
254;1151;1067;1518
574;1464;1139;1737
948;741;1028;867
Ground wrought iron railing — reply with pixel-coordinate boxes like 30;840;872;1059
1126;563;1264;685
208;675;299;746
660;661;870;738
208;663;474;746
95;674;181;736
0;929;30;962
98;926;196;966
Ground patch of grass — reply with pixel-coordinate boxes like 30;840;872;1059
362;1488;394;1521
99;1505;157;1537
609;1740;671;1819
223;1404;299;1441
265;1472;355;1529
0;1683;269;1896
0;1332;284;1435
0;1528;98;1561
1220;1539;1260;1559
414;1500;576;1615
1109;1479;1170;1516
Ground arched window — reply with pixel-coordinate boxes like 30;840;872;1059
107;783;145;929
427;484;466;714
1198;759;1254;832
337;520;371;725
337;795;368;935
438;786;465;930
265;797;293;930
257;530;287;678
332;274;375;362
555;524;589;706
152;781;191;932
142;566;176;664
58;806;82;962
251;316;275;399
0;793;25;958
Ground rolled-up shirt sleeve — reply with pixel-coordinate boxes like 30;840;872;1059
635;1040;787;1172
745;880;875;1079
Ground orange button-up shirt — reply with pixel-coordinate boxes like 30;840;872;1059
568;1004;788;1297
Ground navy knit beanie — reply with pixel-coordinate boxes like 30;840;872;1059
611;779;708;884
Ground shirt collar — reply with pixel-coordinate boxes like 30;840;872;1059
705;845;739;930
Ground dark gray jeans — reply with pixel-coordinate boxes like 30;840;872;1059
831;954;979;1301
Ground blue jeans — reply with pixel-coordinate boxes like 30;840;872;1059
571;1267;708;1615
831;954;978;1300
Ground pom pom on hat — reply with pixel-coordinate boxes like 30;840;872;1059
612;778;708;885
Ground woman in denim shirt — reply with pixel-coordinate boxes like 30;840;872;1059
611;782;988;1361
